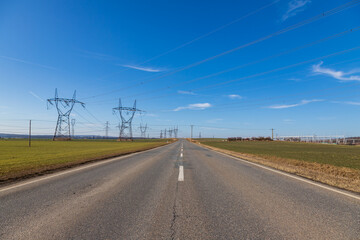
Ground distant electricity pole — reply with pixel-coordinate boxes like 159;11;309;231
28;120;32;147
271;128;275;140
160;130;163;139
113;98;143;141
190;125;194;140
71;119;76;138
164;129;167;138
105;121;110;138
140;123;148;138
47;89;85;141
168;129;173;138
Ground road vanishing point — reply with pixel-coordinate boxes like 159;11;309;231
0;140;359;239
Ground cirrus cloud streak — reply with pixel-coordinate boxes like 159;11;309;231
121;64;163;72
267;99;322;109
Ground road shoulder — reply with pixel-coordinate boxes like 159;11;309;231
192;140;360;194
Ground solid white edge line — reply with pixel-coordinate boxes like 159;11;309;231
0;144;171;194
178;165;184;181
198;144;360;201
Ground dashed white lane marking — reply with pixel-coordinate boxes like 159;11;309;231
180;152;183;158
203;147;360;201
178;166;184;181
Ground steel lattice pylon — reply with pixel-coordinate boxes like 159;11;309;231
139;123;148;138
174;126;178;138
113;98;143;141
47;89;85;141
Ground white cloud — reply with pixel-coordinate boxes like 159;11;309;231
173;103;212;111
228;94;243;99
29;91;45;102
178;90;196;95
267;99;322;109
121;64;163;72
312;62;360;81
282;0;311;21
344;101;360;106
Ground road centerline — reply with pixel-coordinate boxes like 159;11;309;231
178;166;184;181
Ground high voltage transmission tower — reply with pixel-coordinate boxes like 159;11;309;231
160;130;163;139
139;123;148;138
174;126;178;138
113;98;143;141
47;89;85;141
168;129;173;138
71;119;76;138
164;129;167;138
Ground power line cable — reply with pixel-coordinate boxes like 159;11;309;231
82;0;360;101
130;27;360;101
130;45;360;105
188;46;360;92
81;0;281;99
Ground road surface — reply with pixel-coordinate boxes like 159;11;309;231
0;140;359;239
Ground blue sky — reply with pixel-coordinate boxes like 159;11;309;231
1;0;360;138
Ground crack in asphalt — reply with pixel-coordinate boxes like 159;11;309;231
170;145;183;240
170;183;179;240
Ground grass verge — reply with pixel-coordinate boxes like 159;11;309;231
195;140;360;193
0;139;172;183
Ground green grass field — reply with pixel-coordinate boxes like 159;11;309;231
199;140;360;170
0;139;169;181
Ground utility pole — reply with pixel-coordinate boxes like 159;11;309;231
105;121;109;138
71;119;76;138
29;120;31;147
164;129;167;138
160;130;163;139
190;125;194;140
47;89;85;141
271;128;274;140
112;98;143;141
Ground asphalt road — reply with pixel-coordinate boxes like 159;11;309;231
0;139;359;239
